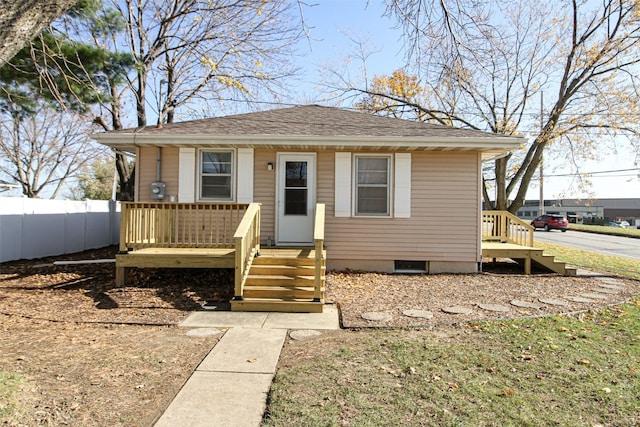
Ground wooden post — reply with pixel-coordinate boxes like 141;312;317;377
233;235;244;300
119;202;128;253
313;204;325;302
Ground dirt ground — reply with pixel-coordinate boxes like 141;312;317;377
1;246;639;426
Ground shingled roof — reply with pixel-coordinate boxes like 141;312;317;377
92;105;522;159
106;105;511;138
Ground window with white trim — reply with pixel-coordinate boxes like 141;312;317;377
200;150;234;200
355;155;391;216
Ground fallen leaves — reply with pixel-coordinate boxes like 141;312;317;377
501;388;516;397
326;271;638;329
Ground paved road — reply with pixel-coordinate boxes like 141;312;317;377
533;229;640;262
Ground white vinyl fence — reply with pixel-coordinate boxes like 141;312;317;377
0;197;120;263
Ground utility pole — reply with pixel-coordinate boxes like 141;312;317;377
539;92;544;216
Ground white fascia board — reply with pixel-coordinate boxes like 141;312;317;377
92;133;523;151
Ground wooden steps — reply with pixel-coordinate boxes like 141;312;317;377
482;242;577;276
231;248;325;313
530;251;577;276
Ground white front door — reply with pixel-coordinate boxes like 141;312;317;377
276;153;316;245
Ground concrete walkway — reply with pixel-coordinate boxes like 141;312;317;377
154;305;340;427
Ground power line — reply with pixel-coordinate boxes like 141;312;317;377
544;168;640;178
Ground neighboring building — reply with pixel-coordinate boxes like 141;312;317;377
515;198;640;224
92;105;522;274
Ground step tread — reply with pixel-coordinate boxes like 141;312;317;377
247;274;319;280
250;265;324;271
234;297;324;303
230;299;324;313
244;284;323;290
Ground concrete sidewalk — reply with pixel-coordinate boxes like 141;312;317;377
154;305;340;427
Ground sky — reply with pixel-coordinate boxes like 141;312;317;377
294;0;640;201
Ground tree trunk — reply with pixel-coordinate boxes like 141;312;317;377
0;0;79;66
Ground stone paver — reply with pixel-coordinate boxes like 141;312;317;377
361;312;393;322
597;283;626;291
580;293;609;300
478;303;510;312
597;278;626;287
289;330;323;340
564;296;596;303
442;306;473;315
402;309;434;319
539;297;570;306
591;287;619;294
510;300;543;309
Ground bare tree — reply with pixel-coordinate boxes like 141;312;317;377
69;0;306;127
350;0;640;213
0;105;104;198
62;0;307;200
0;0;80;66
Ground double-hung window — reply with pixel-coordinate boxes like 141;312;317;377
200;150;233;200
355;155;390;216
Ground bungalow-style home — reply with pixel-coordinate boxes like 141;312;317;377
92;105;524;312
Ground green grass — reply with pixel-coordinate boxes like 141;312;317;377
0;370;26;420
571;223;640;239
535;241;640;280
264;301;640;426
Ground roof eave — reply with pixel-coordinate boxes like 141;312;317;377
91;133;522;151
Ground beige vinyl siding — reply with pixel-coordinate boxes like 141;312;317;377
320;150;480;263
135;146;480;266
137;146;179;202
253;149;277;243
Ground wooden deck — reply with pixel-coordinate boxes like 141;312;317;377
482;241;576;276
481;210;576;276
114;202;326;312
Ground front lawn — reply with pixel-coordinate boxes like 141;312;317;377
265;299;640;426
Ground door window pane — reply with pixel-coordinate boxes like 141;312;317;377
284;161;308;215
286;161;307;187
285;189;307;215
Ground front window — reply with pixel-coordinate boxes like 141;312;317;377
355;156;390;216
200;150;233;200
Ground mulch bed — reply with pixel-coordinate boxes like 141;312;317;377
325;269;640;328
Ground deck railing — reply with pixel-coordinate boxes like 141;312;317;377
313;203;326;302
119;202;249;251
482;210;534;247
233;203;261;300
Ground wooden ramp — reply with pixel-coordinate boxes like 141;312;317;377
482;242;577;276
231;248;325;313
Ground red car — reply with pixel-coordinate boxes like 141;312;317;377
531;214;568;232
